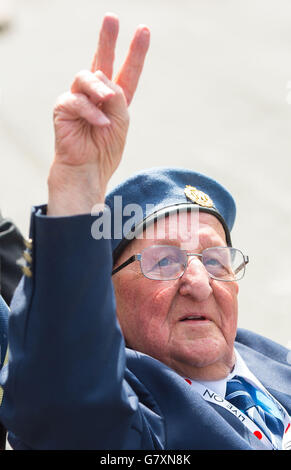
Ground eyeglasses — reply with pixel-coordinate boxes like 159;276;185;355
112;245;249;281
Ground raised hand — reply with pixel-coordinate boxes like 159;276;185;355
48;14;150;216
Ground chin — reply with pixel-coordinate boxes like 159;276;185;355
171;335;234;372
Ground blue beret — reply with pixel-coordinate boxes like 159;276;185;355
104;167;236;263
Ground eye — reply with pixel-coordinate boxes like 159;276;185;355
204;255;231;275
205;257;222;267
150;253;182;274
156;256;175;268
201;247;243;281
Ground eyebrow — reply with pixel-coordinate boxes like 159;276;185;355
142;237;225;250
145;239;182;247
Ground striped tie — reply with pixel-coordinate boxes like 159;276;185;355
226;375;285;449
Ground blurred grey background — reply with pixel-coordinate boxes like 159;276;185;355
0;0;291;349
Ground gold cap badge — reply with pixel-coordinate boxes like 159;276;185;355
184;185;214;208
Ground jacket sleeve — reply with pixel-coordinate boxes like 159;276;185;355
0;296;9;450
0;212;24;305
0;206;144;449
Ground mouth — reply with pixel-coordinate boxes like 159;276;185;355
179;314;209;322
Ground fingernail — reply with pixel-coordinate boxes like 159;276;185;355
96;112;110;126
95;82;113;98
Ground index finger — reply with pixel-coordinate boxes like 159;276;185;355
91;13;119;79
115;25;150;106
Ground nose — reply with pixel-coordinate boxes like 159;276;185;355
178;255;213;301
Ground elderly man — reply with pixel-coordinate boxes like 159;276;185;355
0;14;290;451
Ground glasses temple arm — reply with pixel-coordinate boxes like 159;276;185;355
234;255;249;275
112;255;137;276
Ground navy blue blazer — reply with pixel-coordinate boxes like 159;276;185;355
0;207;290;450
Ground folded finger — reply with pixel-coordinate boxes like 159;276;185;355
56;91;111;127
71;70;115;106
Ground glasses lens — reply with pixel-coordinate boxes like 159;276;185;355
140;245;187;280
202;247;246;281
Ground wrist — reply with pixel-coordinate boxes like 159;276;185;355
47;161;107;216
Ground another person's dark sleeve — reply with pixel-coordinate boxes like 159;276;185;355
0;211;24;449
0;295;9;449
0;211;24;305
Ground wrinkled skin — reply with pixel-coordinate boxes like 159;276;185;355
48;14;150;215
113;212;239;381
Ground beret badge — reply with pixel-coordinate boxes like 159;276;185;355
184;185;214;208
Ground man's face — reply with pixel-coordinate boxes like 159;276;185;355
113;212;239;380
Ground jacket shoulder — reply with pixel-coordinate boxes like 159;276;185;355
235;327;289;364
235;328;291;399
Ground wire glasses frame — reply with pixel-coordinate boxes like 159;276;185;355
112;245;249;282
